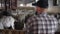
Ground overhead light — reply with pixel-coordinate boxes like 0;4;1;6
36;0;38;2
20;4;24;6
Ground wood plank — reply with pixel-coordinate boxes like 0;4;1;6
0;29;25;34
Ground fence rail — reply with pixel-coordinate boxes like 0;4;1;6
0;29;25;34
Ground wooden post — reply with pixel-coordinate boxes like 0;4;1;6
11;0;17;10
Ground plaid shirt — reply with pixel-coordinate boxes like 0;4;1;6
25;13;58;34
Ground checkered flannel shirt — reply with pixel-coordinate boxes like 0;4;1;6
25;13;58;34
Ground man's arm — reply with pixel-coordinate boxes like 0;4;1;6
25;16;37;34
25;17;33;34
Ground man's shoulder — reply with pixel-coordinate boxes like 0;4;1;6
27;14;37;19
25;14;36;23
48;15;56;19
47;15;58;21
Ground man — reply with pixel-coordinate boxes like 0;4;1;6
25;0;58;34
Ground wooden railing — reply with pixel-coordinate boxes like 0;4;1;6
0;29;25;34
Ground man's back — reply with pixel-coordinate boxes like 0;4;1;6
25;13;58;34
